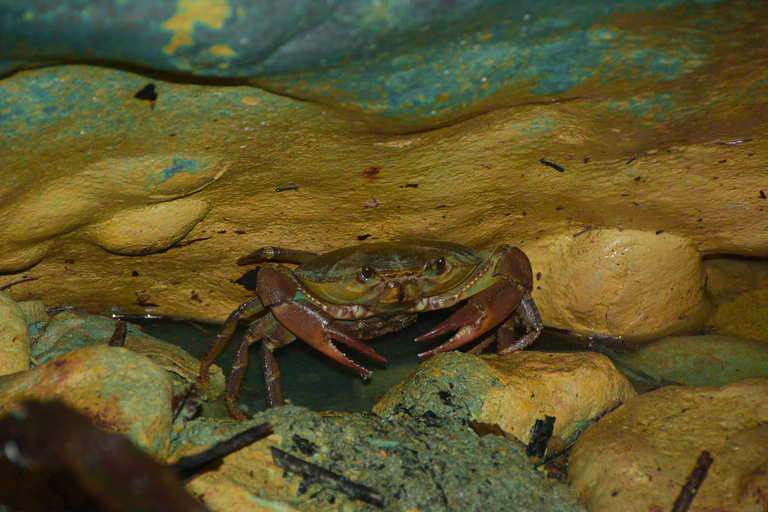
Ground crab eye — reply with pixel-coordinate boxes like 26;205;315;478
428;256;447;274
358;265;376;282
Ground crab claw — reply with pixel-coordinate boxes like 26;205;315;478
416;280;524;357
270;300;386;377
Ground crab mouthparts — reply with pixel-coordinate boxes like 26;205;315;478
384;280;420;306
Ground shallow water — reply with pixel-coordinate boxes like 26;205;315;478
138;311;581;415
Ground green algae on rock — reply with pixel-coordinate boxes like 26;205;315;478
171;405;587;512
612;334;768;390
31;309;225;401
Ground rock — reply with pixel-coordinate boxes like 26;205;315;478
526;229;711;343
612;334;768;389
0;291;30;375
1;2;766;344
171;405;586;512
82;198;211;255
32;309;225;401
568;378;768;512
0;345;174;458
373;351;636;445
704;258;768;343
0;56;766;338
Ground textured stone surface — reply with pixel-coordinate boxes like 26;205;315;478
0;345;175;458
1;0;766;342
569;378;768;512
0;291;30;375
3;1;763;131
373;351;636;444
704;257;768;343
171;405;587;512
526;229;711;341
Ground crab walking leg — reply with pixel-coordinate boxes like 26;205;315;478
237;247;318;266
200;295;264;389
226;334;251;421
497;292;543;355
416;280;525;356
260;324;296;408
224;315;295;419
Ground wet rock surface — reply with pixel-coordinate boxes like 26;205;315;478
172;405;586;512
568;378;768;512
610;334;768;390
374;350;636;445
0;291;30;375
0;345;174;459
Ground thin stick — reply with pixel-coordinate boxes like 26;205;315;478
171;423;272;482
671;450;714;512
0;277;38;290
107;320;128;347
271;447;385;508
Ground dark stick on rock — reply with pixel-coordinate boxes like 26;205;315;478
172;423;273;482
0;276;39;290
271;446;385;508
107;320;127;347
671;450;714;512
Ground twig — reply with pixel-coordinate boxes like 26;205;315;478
107;320;127;347
671;451;714;512
171;423;272;482
0;277;39;290
539;158;565;172
271;446;385;508
535;399;624;469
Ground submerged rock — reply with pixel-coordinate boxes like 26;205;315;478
373;350;635;444
569;378;768;512
0;345;174;459
612;334;768;390
171;405;586;512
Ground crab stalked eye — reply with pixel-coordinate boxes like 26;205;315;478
427;256;448;274
358;265;376;282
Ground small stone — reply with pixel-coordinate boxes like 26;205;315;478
569;378;768;512
373;350;636;444
0;291;31;375
0;345;174;458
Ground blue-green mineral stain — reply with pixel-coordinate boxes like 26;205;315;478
162;158;200;180
0;0;750;129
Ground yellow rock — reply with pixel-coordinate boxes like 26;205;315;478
0;345;174;459
0;291;30;375
526;229;711;341
1;65;765;342
568;378;768;512
373;350;636;444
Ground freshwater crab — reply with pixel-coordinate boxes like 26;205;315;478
199;241;543;420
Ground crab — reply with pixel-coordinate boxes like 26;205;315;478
199;241;543;420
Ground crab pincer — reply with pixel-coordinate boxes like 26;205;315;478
416;280;526;356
